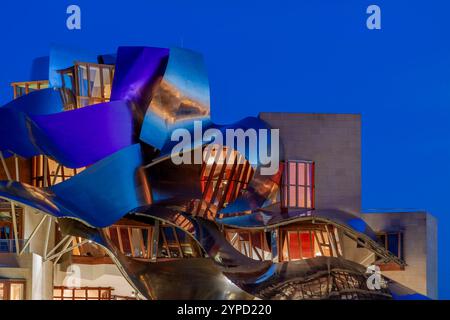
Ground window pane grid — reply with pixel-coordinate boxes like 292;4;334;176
282;160;314;209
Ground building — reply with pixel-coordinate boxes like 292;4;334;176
0;46;437;300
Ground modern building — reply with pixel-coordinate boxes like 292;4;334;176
0;46;437;300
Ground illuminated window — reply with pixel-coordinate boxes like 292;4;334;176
53;286;113;300
225;229;272;261
279;224;341;261
225;223;342;262
70;222;202;262
195;145;254;219
282;160;314;209
0;280;25;300
58;62;115;110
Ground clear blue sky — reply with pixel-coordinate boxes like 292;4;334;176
0;0;449;298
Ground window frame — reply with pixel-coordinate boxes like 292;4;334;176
377;231;403;260
53;286;113;300
0;279;26;300
281;160;315;209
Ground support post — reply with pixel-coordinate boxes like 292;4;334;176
151;220;160;261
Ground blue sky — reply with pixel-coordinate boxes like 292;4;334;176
0;0;449;297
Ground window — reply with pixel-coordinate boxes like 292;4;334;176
69;221;202;263
0;280;25;300
58;62;115;109
195;145;254;219
225;229;272;261
53;286;113;300
224;223;342;262
377;232;403;260
282;160;314;209
279;224;341;261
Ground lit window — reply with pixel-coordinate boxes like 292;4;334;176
279;224;340;261
53;286;113;300
282;160;314;209
196;146;254;219
225;229;272;261
58;62;115;110
0;280;25;300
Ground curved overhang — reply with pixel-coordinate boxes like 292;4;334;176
0;144;147;227
217;208;405;266
57;218;252;300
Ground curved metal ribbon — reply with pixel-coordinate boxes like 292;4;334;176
57;218;252;300
0;88;64;158
0;144;147;227
129;205;403;299
140;47;211;150
110;46;169;114
28;100;136;168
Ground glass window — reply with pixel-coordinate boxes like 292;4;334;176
278;225;340;262
9;283;24;300
282;160;314;209
77;65;89;97
53;286;113;300
102;68;112;99
89;66;102;98
63;73;74;90
87;289;100;299
0;281;25;300
378;232;403;259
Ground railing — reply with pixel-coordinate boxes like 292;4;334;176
0;239;29;254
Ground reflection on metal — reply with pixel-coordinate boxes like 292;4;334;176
140;47;210;150
244;257;392;300
110;47;169;115
0;45;423;300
